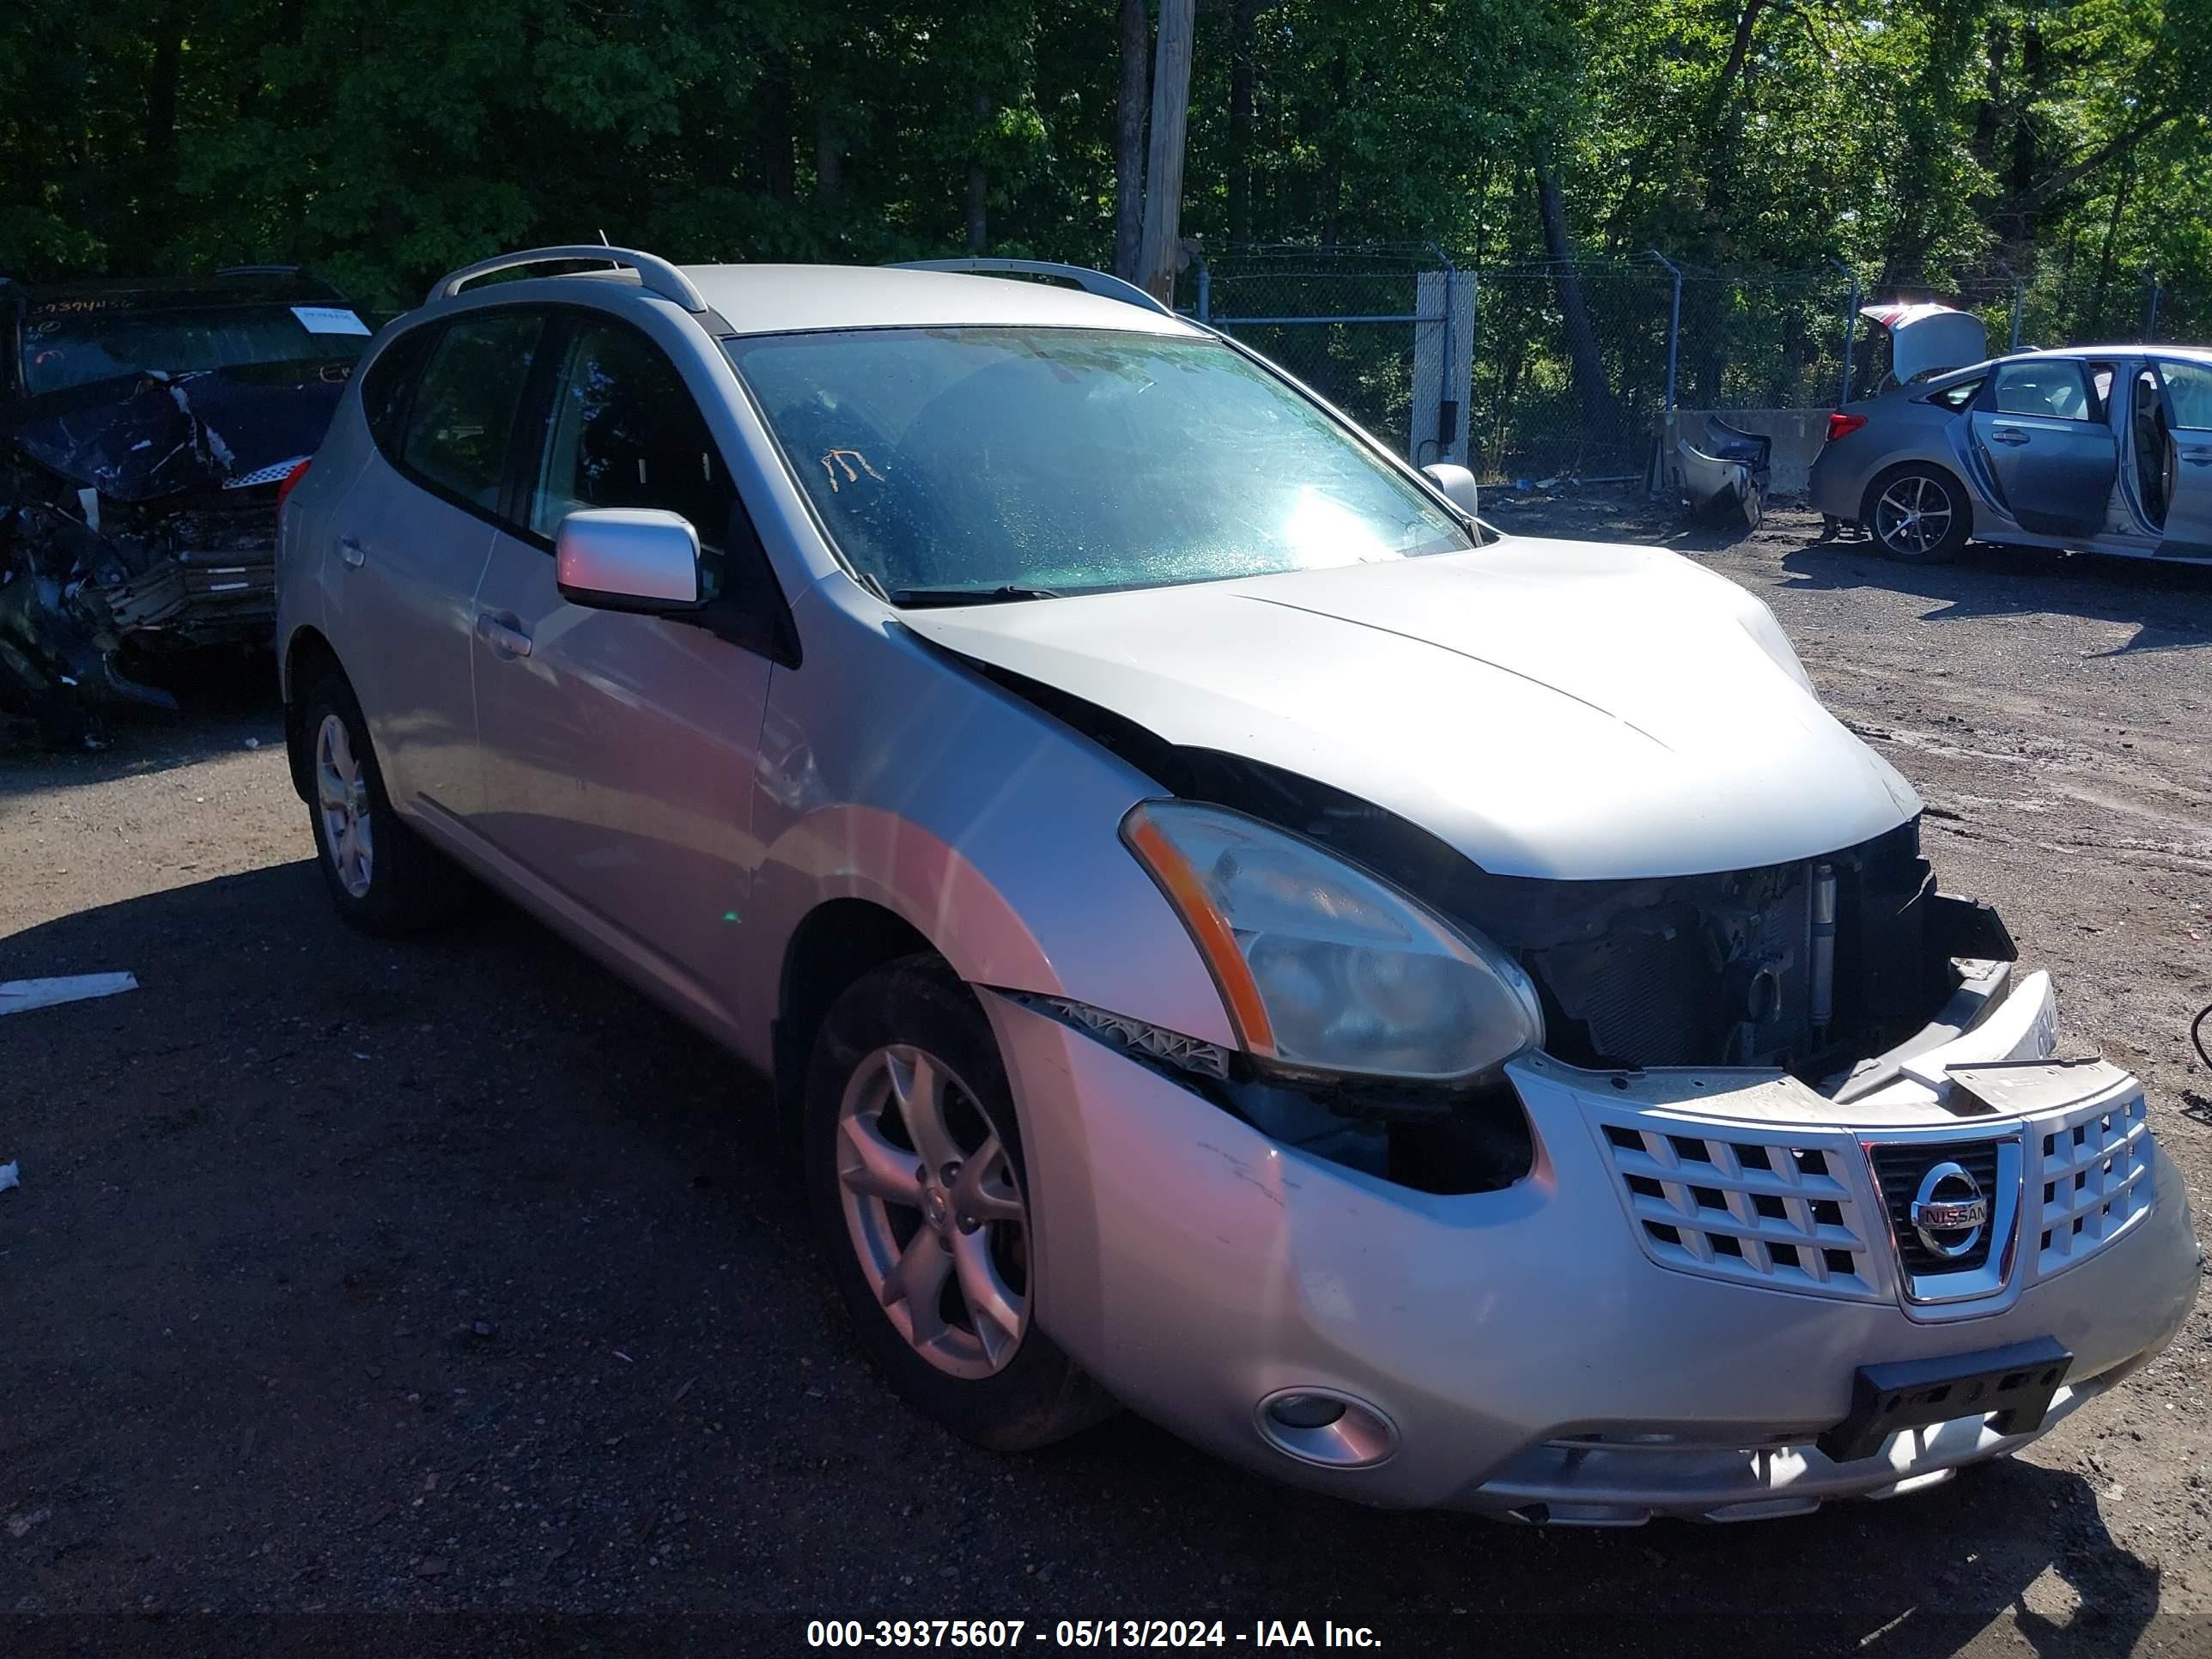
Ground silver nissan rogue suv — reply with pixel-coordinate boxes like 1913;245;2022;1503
275;246;2200;1522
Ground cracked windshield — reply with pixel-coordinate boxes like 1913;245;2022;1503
726;326;1468;600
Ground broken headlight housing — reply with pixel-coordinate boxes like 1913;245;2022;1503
1121;800;1543;1082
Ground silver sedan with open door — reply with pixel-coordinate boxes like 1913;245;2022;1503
1809;345;2212;565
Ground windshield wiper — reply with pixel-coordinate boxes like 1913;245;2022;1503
886;584;1062;608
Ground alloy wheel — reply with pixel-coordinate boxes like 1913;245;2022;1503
314;713;374;899
1875;474;1954;557
835;1043;1030;1379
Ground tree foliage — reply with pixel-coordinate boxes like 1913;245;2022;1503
3;0;2206;319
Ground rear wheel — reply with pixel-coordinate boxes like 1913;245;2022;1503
1865;465;1971;562
804;956;1113;1450
299;670;470;934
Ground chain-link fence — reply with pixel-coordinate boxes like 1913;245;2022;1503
1462;264;1665;485
1182;252;1431;453
1189;248;2208;489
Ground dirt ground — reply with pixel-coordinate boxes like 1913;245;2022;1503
3;503;2209;1658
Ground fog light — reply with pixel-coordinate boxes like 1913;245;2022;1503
1255;1388;1397;1468
1267;1394;1346;1430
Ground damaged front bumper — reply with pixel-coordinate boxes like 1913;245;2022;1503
3;365;316;742
1;501;184;742
986;966;2202;1522
2;476;287;744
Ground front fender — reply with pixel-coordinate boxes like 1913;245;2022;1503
734;581;1237;1067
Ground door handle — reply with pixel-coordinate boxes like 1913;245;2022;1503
337;534;367;567
475;611;533;659
1989;427;2031;446
2181;447;2212;467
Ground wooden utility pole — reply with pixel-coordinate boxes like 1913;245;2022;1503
1138;0;1195;305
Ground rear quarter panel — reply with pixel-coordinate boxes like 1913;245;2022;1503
1810;394;1976;521
275;387;378;700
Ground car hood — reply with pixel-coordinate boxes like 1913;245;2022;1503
7;362;348;503
898;537;1921;880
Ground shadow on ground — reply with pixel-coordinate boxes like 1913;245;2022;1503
0;864;2185;1656
1775;539;2212;657
0;645;282;789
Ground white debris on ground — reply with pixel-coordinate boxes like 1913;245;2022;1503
0;971;139;1017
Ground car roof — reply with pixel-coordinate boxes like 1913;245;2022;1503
599;263;1200;338
1979;344;2212;365
1908;343;2212;386
2053;343;2212;362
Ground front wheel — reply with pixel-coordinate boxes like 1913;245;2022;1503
804;956;1114;1450
1865;466;1971;562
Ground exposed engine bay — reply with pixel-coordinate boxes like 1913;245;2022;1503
1170;746;2014;1082
964;661;2018;1194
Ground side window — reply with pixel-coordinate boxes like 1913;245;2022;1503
1990;361;2093;422
1929;377;1982;412
2158;360;2212;429
360;326;434;457
400;312;545;514
528;324;737;559
2086;362;2117;421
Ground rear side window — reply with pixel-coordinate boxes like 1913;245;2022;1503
1928;378;1982;411
1990;361;2093;422
401;312;545;513
527;323;735;550
360;326;434;456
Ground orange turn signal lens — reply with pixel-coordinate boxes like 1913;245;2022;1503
1123;809;1276;1057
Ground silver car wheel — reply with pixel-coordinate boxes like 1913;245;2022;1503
314;713;374;899
1875;474;1954;557
836;1042;1030;1380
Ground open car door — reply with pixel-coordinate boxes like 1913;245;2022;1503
2151;357;2212;556
1970;358;2117;538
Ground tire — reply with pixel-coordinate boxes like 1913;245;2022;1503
1863;465;1971;562
804;955;1115;1450
298;668;470;935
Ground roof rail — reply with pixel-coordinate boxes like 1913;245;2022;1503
427;246;708;313
218;264;302;277
892;258;1173;317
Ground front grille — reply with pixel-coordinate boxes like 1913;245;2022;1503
1869;1139;2002;1279
2036;1093;2151;1274
1595;1118;1880;1300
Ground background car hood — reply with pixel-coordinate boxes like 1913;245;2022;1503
899;537;1922;879
8;362;347;503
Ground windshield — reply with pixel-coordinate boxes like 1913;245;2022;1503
724;326;1470;599
21;303;370;398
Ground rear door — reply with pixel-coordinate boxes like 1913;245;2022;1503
468;311;776;1033
2151;357;2212;556
323;310;548;820
1971;358;2117;538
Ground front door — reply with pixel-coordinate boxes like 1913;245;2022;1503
2152;357;2212;556
1971;358;2118;538
469;314;774;1032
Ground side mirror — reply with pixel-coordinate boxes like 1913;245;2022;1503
1420;463;1480;521
555;508;702;613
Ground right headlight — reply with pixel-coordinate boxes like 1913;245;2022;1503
1121;800;1543;1082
